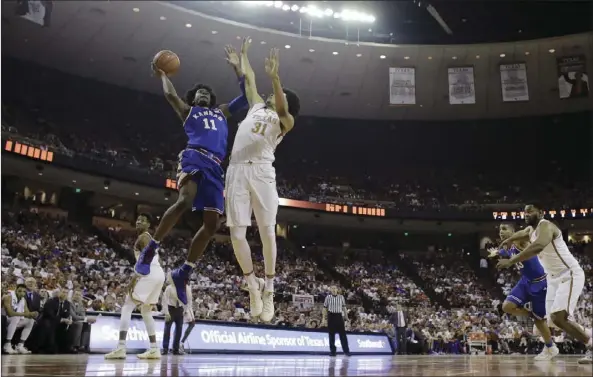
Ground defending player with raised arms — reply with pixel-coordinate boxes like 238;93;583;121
135;46;250;305
488;223;558;361
497;203;592;364
226;38;300;322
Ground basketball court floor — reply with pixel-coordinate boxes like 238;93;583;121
1;354;591;376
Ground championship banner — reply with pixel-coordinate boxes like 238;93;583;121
499;63;529;102
557;55;589;99
89;315;393;354
292;294;315;310
448;67;476;105
389;67;416;105
15;0;53;27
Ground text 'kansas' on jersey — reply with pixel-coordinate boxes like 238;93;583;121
184;106;228;161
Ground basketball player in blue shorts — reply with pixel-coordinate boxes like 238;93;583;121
488;223;558;360
135;45;249;304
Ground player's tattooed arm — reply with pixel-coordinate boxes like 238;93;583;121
265;48;295;133
152;62;191;121
498;222;553;269
240;37;265;108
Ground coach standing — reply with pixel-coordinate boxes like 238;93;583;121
322;286;350;356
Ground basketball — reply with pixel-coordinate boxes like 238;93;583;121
153;50;180;75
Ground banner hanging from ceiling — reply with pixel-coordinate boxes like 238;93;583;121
15;0;53;27
499;63;529;102
389;67;416;105
557;55;589;99
448;67;476;105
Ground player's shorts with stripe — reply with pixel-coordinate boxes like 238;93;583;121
225;163;279;227
545;267;585;317
505;276;547;319
177;148;225;214
130;265;166;305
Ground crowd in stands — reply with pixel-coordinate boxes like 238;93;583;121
2;204;592;355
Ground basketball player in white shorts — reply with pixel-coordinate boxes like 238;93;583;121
105;214;165;360
226;38;300;322
497;203;592;364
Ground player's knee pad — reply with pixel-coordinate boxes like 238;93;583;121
230;226;247;242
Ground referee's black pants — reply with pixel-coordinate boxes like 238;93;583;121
163;306;184;352
328;312;350;355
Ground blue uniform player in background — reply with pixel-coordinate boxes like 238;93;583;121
135;45;250;304
488;223;559;360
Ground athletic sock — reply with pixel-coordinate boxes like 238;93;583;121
246;274;258;290
545;341;553;348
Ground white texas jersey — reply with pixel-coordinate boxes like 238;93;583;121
230;103;283;164
134;232;161;266
530;219;580;276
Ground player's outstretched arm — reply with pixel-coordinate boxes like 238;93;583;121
219;44;249;118
240;37;265;108
497;223;552;269
265;48;294;133
152;62;190;121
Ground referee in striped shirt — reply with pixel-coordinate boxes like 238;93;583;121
323;286;351;356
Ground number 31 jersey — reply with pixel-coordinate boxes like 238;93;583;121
184;106;228;161
230;103;283;164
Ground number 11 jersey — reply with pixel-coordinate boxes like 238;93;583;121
184;106;228;161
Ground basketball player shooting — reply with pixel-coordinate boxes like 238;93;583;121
497;203;592;364
135;46;250;305
105;214;164;360
225;38;300;322
487;223;558;361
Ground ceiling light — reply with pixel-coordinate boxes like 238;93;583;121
72;180;76;183
309;49;315;52
518;29;522;33
291;4;299;11
133;8;140;12
333;51;339;55
428;56;432;60
261;41;267;44
274;1;283;8
334;12;341;18
211;30;218;34
135;192;139;196
368;28;372;32
404;56;410;60
324;8;334;16
525;51;530;56
265;1;274;6
452;56;457;60
104;186;109;190
160;16;166;20
285;45;291;49
500;53;505;58
299;6;308;13
380;55;386;59
282;4;290;11
549;48;555;53
237;36;241;40
476;55;480;59
306;5;324;18
185;23;192;28
38;172;43;176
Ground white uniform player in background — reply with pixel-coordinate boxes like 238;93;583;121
226;38;300;322
497;203;592;364
105;214;165;359
2;284;35;354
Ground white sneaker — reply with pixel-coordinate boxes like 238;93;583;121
15;344;31;354
578;350;592;364
249;278;264;318
104;346;127;359
260;290;275;323
3;343;16;355
534;344;559;361
137;348;161;359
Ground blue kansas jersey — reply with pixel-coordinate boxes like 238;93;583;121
177;106;228;214
499;245;547;319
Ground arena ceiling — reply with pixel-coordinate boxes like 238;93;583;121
2;1;593;120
